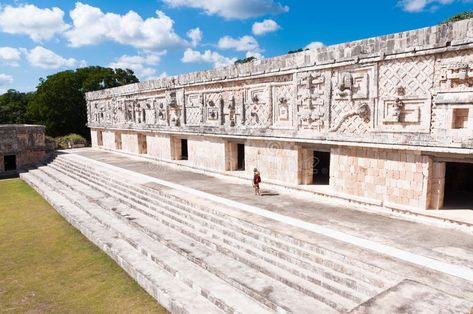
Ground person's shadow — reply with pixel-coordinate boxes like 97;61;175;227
260;190;279;197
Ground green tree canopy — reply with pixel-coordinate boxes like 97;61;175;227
0;89;34;124
234;57;256;65
27;66;138;138
441;9;473;24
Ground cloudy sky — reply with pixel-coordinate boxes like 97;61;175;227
0;0;472;93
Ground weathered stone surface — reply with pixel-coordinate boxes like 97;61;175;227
349;279;473;314
0;124;53;174
85;19;473;211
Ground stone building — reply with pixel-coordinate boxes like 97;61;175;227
0;125;51;175
86;19;473;211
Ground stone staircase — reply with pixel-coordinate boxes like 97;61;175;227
20;153;403;314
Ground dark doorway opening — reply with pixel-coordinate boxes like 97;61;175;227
444;162;473;209
312;151;330;185
4;155;17;171
237;144;245;171
181;139;188;160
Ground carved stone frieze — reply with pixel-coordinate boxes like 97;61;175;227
245;87;271;128
296;71;330;132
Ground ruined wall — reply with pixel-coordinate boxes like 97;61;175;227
0;125;50;172
87;19;473;152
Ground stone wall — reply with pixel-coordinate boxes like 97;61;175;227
86;19;473;210
188;136;226;171
245;140;300;184
86;19;473;152
331;147;430;208
0;124;51;172
147;133;172;160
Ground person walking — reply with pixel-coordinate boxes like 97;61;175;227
253;168;261;196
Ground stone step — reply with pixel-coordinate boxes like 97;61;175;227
20;172;225;314
44;164;360;311
53;156;398;289
29;168;279;314
33;166;343;313
48;161;376;302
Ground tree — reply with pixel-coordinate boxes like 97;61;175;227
0;89;34;124
441;9;473;24
288;48;308;54
27;67;138;138
234;57;256;65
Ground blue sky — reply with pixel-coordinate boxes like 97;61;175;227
0;0;472;93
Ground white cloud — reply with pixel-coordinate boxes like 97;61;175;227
65;2;185;50
109;52;166;79
305;41;325;50
182;48;236;68
246;51;264;59
0;4;68;42
399;0;456;12
163;0;289;19
218;35;261;52
252;19;280;36
0;47;22;66
0;73;13;86
26;46;78;69
187;27;203;47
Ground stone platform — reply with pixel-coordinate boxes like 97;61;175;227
20;148;473;313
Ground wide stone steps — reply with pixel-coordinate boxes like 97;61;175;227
41;164;355;312
20;172;225;314
29;165;341;313
49;160;378;303
53;155;399;290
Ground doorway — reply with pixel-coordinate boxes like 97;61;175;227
181;139;188;160
237;144;245;171
312;151;330;185
97;130;103;146
115;132;122;150
138;134;147;155
444;162;473;209
4;155;17;171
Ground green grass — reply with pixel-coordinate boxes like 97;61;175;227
0;179;168;314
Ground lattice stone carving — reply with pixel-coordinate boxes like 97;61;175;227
245;88;271;128
185;93;203;126
379;56;434;97
296;71;330;131
272;84;293;127
330;65;375;134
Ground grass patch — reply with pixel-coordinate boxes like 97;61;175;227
0;178;167;313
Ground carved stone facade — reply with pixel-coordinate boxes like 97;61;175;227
87;19;473;211
0;125;53;174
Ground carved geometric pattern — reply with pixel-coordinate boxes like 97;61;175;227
245;88;271;128
296;71;329;131
272;84;293;127
185;94;202;126
204;93;223;125
379;56;434;97
337;115;369;134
